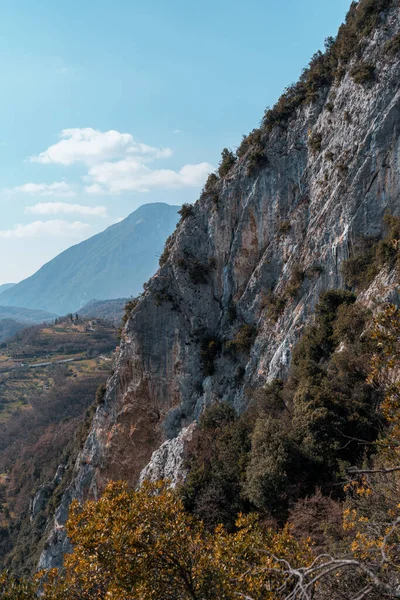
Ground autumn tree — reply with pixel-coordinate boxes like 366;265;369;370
36;480;312;600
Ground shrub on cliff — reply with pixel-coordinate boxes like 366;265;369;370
350;61;376;84
200;172;219;204
178;203;194;220
218;148;236;178
226;324;257;354
260;0;392;132
181;402;252;531
385;32;400;55
122;296;140;324
341;215;400;290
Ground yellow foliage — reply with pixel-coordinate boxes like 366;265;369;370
38;480;312;600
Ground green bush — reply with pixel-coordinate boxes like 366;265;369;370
236;129;263;158
183;290;382;525
188;258;215;285
385;32;400;55
284;263;305;300
350;62;376;84
341;237;379;289
341;215;400;290
154;288;179;309
200;173;219;204
218;148;236;178
236;129;267;176
200;336;220;376
178;203;194;220
277;220;291;236
122;296;140;324
259;0;391;132
226;324;257;354
246;148;268;175
262;291;287;322
159;232;176;267
308;132;323;154
305;264;325;278
325;150;334;161
181;402;252;531
95;382;107;406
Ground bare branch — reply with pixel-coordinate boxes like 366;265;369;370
346;466;400;475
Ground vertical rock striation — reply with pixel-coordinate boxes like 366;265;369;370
39;0;400;569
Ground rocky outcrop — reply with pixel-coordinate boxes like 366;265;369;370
138;424;195;488
38;1;400;570
30;465;65;522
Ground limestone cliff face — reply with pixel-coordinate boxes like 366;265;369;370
39;2;400;569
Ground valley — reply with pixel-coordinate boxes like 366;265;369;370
0;316;118;573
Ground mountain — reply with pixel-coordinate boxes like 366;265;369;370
0;305;57;342
0;284;16;295
78;298;128;324
34;0;400;573
0;305;56;324
0;203;180;315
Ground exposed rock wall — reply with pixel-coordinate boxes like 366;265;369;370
39;2;400;570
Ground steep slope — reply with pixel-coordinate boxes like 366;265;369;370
0;284;16;295
0;203;179;315
38;0;400;570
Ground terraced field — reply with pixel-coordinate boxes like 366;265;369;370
0;317;116;423
0;316;118;571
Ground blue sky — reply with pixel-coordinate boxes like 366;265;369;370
0;0;351;283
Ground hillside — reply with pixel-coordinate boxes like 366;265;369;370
0;306;56;325
0;203;179;315
0;284;15;295
0;305;57;343
78;298;128;324
0;320;26;343
0;316;117;573
31;0;400;582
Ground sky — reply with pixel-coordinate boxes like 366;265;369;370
0;0;351;284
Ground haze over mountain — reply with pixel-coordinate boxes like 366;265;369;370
0;306;56;323
0;203;180;315
0;284;16;295
78;298;128;325
0;305;57;342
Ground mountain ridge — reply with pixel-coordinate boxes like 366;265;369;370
0;203;180;315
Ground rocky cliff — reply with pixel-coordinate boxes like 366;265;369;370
38;0;400;570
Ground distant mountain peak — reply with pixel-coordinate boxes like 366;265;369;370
0;203;180;315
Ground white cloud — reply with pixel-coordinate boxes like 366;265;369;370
25;202;107;217
84;183;106;195
0;220;91;239
13;181;76;197
85;159;213;194
24;127;213;196
30;128;172;167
